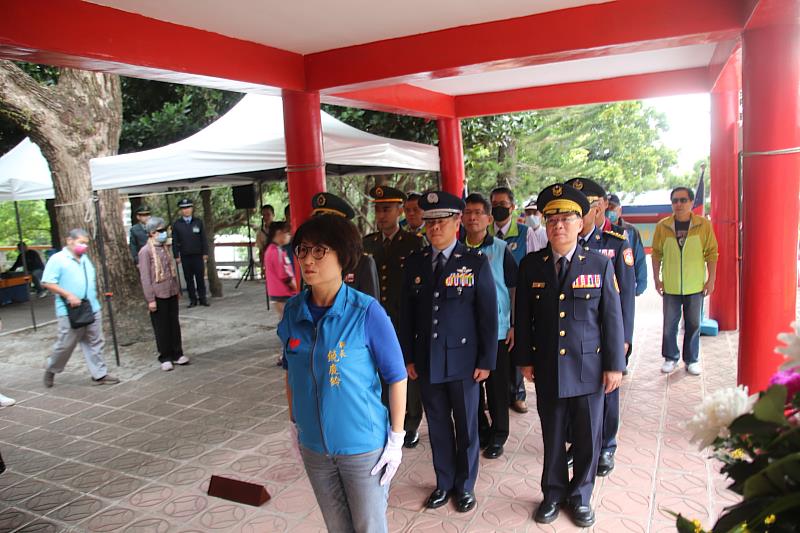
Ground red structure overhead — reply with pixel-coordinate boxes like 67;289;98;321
1;0;799;390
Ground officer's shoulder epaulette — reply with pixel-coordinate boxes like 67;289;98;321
364;231;380;241
603;229;626;241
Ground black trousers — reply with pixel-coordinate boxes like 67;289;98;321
509;366;527;402
150;296;184;363
180;254;206;303
479;340;510;445
537;387;604;506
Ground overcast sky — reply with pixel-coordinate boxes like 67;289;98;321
644;93;711;175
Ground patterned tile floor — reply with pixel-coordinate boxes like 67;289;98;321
0;287;739;532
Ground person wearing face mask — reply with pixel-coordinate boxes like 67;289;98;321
606;194;647;297
491;187;543;415
138;217;189;371
41;229;120;388
523;198;548;250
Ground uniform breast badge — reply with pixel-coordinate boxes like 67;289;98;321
445;267;474;288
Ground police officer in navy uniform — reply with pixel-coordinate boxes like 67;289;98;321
566;178;635;477
310;192;380;300
399;191;497;513
129;205;151;264
172;198;209;308
363;186;425;448
513;183;624;527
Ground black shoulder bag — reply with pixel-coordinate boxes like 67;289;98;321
62;260;95;329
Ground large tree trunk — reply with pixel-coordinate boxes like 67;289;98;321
497;138;518;188
201;188;222;297
44;198;61;250
0;62;149;345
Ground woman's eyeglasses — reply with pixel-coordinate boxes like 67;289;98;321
294;244;330;260
671;197;691;204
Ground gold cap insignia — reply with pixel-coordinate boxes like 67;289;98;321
573;179;583;190
375;187;384;198
316;194;326;207
553;185;563;197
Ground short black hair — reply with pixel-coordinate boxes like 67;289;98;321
670;187;695;202
490;186;515;203
267;221;290;244
464;193;491;214
284;205;291;217
261;204;275;214
405;192;422;203
292;214;363;275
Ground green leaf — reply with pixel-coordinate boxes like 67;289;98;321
753;386;789;426
713;498;770;532
729;413;783;437
743;452;800;499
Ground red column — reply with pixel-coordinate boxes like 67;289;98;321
436;117;465;197
282;89;326;231
709;55;740;331
739;24;800;391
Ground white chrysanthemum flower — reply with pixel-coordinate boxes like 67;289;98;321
685;385;754;450
776;321;800;371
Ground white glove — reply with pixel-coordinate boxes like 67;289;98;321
370;430;405;486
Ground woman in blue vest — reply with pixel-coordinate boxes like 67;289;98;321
277;214;408;533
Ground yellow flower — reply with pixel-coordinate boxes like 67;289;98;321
692;519;703;533
765;514;776;525
730;448;746;460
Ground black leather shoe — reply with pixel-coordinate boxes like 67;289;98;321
567;503;596;527
403;431;420;449
200;300;210;307
597;450;615;477
566;445;574;468
534;501;560;524
0;451;6;475
188;301;197;308
483;444;504;459
455;491;476;513
425;488;449;509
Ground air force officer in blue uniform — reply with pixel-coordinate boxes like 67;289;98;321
513;184;625;527
399;191;497;513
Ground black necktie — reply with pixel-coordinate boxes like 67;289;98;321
433;252;446;280
557;256;569;287
496;229;503;239
383;236;391;251
579;237;586;249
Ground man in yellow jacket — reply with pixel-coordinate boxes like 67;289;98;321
651;187;718;376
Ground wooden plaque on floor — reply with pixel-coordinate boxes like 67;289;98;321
207;475;271;507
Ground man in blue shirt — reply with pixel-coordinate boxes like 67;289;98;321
41;229;119;388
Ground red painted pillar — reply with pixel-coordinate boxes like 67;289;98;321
436;117;465;197
282;89;326;231
739;24;800;391
709;55;740;331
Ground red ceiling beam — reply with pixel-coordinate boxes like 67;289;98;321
455;68;711;118
0;0;305;91
324;84;455;118
305;0;747;92
743;0;800;29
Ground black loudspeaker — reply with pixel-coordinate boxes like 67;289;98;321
232;185;257;210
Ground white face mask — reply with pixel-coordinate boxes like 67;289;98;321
525;215;542;229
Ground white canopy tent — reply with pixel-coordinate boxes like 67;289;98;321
90;94;440;191
0;137;55;201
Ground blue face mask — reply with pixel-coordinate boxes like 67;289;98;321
606;210;619;224
155;232;168;243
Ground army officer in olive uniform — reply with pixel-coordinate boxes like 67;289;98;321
129;205;151;265
363;186;425;448
310;193;380;300
399;191;497;513
513;183;624;528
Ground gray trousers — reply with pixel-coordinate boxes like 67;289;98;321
46;312;108;380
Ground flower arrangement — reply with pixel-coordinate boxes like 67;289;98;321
675;322;800;533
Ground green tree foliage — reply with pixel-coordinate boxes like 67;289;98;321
0;200;50;247
120;79;241;153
